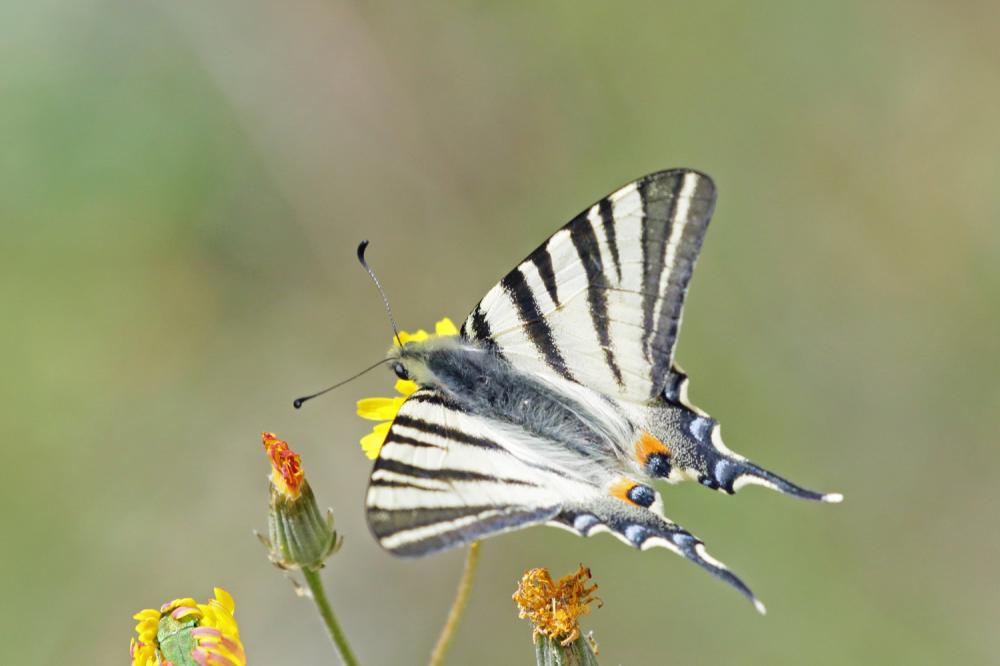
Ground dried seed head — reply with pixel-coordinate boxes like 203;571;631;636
513;565;602;646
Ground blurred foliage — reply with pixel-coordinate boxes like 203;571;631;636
3;1;999;664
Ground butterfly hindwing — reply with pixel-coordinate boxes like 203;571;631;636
551;498;765;612
461;169;716;402
365;388;762;607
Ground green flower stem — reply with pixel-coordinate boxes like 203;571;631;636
302;566;360;666
429;542;481;666
534;634;600;666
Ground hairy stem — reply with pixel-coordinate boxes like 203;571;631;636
302;567;360;666
429;542;482;666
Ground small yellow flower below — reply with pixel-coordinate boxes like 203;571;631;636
130;587;245;666
356;317;458;459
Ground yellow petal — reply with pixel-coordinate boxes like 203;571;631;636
361;422;391;459
394;378;418;396
356;396;405;421
435;318;459;336
397;328;430;345
213;587;235;614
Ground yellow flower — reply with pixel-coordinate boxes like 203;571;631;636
356;317;459;459
513;565;602;646
130;588;246;666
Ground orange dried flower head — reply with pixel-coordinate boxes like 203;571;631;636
513;565;602;646
263;432;304;498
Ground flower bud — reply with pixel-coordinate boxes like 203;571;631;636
261;432;340;571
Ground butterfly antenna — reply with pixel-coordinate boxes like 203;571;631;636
293;358;390;409
357;240;403;347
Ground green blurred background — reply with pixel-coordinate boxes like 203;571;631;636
4;1;999;664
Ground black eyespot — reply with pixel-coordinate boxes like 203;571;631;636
627;484;656;508
645;453;672;478
393;362;410;380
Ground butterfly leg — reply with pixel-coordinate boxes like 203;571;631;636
549;496;765;613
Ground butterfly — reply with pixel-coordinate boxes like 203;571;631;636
364;169;840;611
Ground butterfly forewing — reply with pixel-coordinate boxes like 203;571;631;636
461;169;716;402
365;388;597;556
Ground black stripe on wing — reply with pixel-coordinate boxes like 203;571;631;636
464;304;502;356
375;457;540;487
568;215;624;388
598;198;622;281
642;172;715;390
531;248;560;306
391;413;508;452
370;505;558;557
500;268;575;380
640;177;675;365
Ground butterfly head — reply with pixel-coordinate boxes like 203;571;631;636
386;340;421;383
385;335;460;389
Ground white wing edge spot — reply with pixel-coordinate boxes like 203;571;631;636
731;474;780;493
638;535;683;557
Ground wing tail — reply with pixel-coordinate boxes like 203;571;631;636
654;367;843;503
718;457;843;503
551;498;765;613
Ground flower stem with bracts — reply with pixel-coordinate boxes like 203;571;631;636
258;432;358;666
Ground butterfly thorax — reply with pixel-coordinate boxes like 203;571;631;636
389;336;635;474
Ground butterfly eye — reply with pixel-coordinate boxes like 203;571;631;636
393;362;410;380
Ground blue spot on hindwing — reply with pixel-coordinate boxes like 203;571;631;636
572;514;600;534
624;524;648;546
688;415;712;441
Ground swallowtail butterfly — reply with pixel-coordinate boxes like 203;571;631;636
365;169;840;611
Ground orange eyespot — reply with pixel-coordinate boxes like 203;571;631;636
608;478;656;508
634;431;671;464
